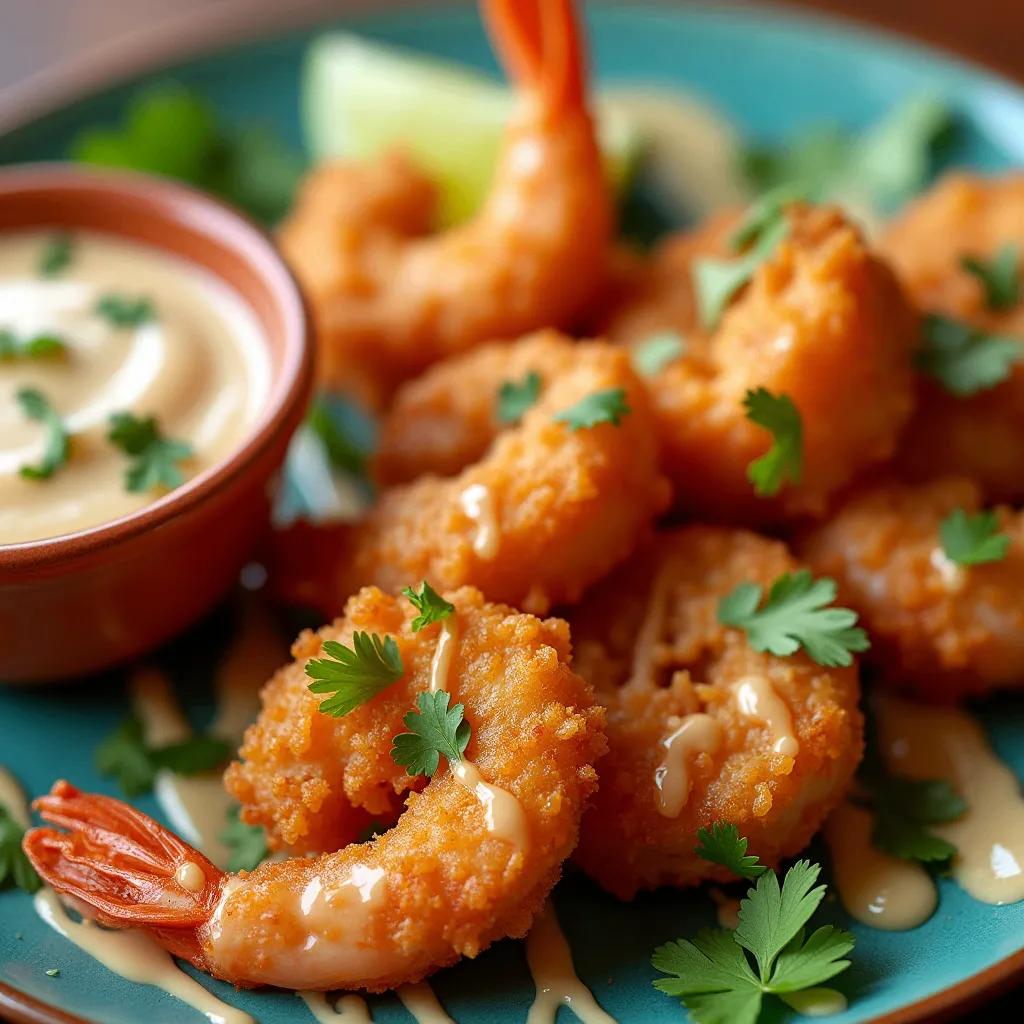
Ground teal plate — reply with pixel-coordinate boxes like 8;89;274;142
3;3;1024;1023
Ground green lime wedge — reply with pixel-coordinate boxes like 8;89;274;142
302;32;644;226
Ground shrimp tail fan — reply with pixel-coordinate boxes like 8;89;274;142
24;780;223;928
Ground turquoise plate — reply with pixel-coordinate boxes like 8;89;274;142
3;4;1024;1023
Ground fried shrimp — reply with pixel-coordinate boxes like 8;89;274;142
598;204;918;523
799;476;1024;702
278;0;612;402
272;341;670;618
879;173;1024;502
24;586;606;992
568;526;863;899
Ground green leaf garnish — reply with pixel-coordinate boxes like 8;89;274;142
391;689;471;777
940;507;1011;567
744;389;803;497
402;581;455;633
553;387;631;431
220;805;269;873
107;412;193;493
916;314;1021;397
38;233;74;277
632;332;687;378
961;243;1020;312
870;777;966;863
730;184;804;251
95;294;155;328
496;370;542;426
695;822;767;880
307;398;368;476
305;632;405;717
718;570;870;668
95;714;231;798
16;388;70;481
0;805;42;894
653;860;854;1024
0;331;66;360
694;217;789;330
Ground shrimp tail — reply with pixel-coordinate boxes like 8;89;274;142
480;0;587;113
23;781;224;939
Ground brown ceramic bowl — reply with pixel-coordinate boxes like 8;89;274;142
0;164;313;682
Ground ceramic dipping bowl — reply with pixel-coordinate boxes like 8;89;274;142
0;164;313;682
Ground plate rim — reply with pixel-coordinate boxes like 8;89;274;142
3;2;1024;1022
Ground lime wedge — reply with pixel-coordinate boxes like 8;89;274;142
302;32;644;226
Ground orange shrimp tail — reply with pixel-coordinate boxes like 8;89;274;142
24;781;224;931
481;0;587;113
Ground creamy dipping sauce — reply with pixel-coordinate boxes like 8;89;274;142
0;230;271;544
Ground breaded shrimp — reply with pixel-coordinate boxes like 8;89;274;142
278;0;612;402
879;173;1024;502
799;476;1024;702
24;587;606;992
568;526;863;900
271;341;670;618
598;204;918;523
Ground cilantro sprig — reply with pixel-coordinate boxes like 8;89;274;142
17;388;70;481
38;233;74;278
107;412;194;493
305;632;404;718
95;294;155;328
553;388;631;431
632;332;687;378
868;777;966;863
695;822;766;880
221;805;269;873
940;508;1010;567
403;581;454;632
744;389;803;497
496;371;542;426
961;243;1020;312
391;689;471;777
916;314;1021;396
718;570;870;668
95;714;232;798
0;806;41;895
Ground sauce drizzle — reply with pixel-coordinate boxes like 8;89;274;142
451;759;530;849
299;992;372;1023
654;713;722;818
396;981;456;1023
460;483;500;560
734;676;799;757
429;618;459;694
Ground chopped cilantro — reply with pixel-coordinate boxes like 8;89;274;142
718;570;870;668
0;805;42;894
916;314;1021;396
0;331;66;360
744;389;803;497
107;412;193;493
307;398;368;477
632;332;687;378
38;233;74;277
403;581;455;632
730;184;804;251
553;388;631;431
95;294;155;328
496;371;543;426
940;508;1010;567
391;689;471;778
961;243;1020;312
870;777;966;863
16;388;70;481
695;822;766;880
305;632;404;718
220;805;269;873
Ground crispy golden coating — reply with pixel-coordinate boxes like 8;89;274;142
880;173;1024;502
568;526;863;899
598;204;918;523
271;341;671;617
799;476;1024;702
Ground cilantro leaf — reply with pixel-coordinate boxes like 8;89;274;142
496;371;542;425
305;632;405;717
307;398;369;477
553;388;631;431
916;314;1021;396
694;216;788;330
718;570;870;668
219;124;306;226
391;689;471;777
0;331;66;361
38;233;74;277
402;581;455;632
220;805;269;873
17;388;70;480
107;412;193;493
632;332;687;378
151;735;232;775
871;777;966;862
962;243;1020;312
695;822;766;880
768;926;856;992
95;294;155;328
730;184;804;251
0;805;42;894
940;507;1011;567
744;388;803;497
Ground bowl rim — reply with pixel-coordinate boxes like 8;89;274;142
0;162;315;572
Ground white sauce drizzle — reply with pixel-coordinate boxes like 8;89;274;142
459;483;500;560
781;989;849;1017
299;991;372;1023
451;759;530;849
734;676;799;758
396;981;455;1023
0;763;30;828
34;888;252;1024
654;713;722;818
878;695;1024;905
624;563;675;690
823;801;937;930
429;618;459;694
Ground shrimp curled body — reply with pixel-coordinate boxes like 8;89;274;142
24;587;606;993
279;0;612;403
